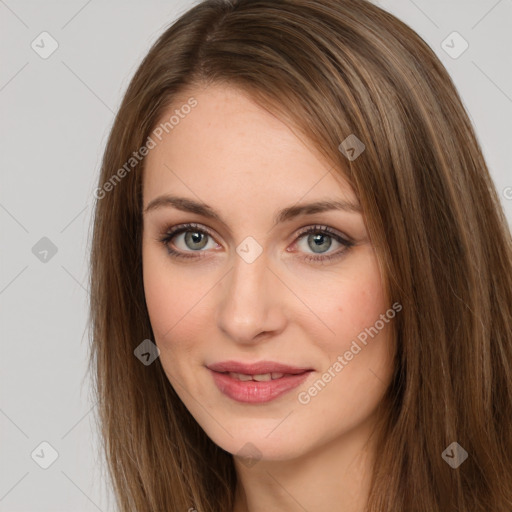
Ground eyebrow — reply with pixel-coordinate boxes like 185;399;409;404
143;194;362;227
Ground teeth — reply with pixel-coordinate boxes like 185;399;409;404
228;372;286;381
253;373;271;382
231;372;253;381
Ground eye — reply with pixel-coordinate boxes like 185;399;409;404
158;223;219;259
291;224;354;264
157;223;354;263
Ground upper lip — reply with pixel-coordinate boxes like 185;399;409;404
207;360;313;375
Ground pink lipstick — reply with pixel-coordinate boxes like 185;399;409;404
207;360;313;403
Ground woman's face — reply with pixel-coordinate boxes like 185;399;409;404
142;84;396;462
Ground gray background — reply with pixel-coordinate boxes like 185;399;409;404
1;0;511;510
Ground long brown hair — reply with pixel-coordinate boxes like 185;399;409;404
88;0;512;510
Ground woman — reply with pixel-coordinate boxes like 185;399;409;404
88;0;512;510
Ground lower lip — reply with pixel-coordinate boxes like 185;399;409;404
209;369;312;403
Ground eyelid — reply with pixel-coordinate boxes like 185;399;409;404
293;224;353;245
160;222;221;250
159;222;219;242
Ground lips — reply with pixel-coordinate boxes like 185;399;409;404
207;360;312;375
207;360;314;403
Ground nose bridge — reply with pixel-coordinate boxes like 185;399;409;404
216;246;284;343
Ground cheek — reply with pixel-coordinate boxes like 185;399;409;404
142;254;173;339
142;244;213;362
142;260;195;391
334;283;386;345
312;249;388;354
142;244;190;345
302;265;394;425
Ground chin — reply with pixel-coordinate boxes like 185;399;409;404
204;423;307;464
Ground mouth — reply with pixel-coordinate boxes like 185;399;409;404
207;360;313;375
221;371;298;381
207;361;314;403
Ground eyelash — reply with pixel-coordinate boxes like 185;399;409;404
157;223;354;264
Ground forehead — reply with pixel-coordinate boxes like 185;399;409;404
142;84;357;211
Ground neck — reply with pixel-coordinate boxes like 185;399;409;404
231;415;379;512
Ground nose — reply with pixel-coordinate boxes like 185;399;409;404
215;248;287;345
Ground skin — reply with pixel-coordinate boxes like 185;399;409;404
142;84;396;512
